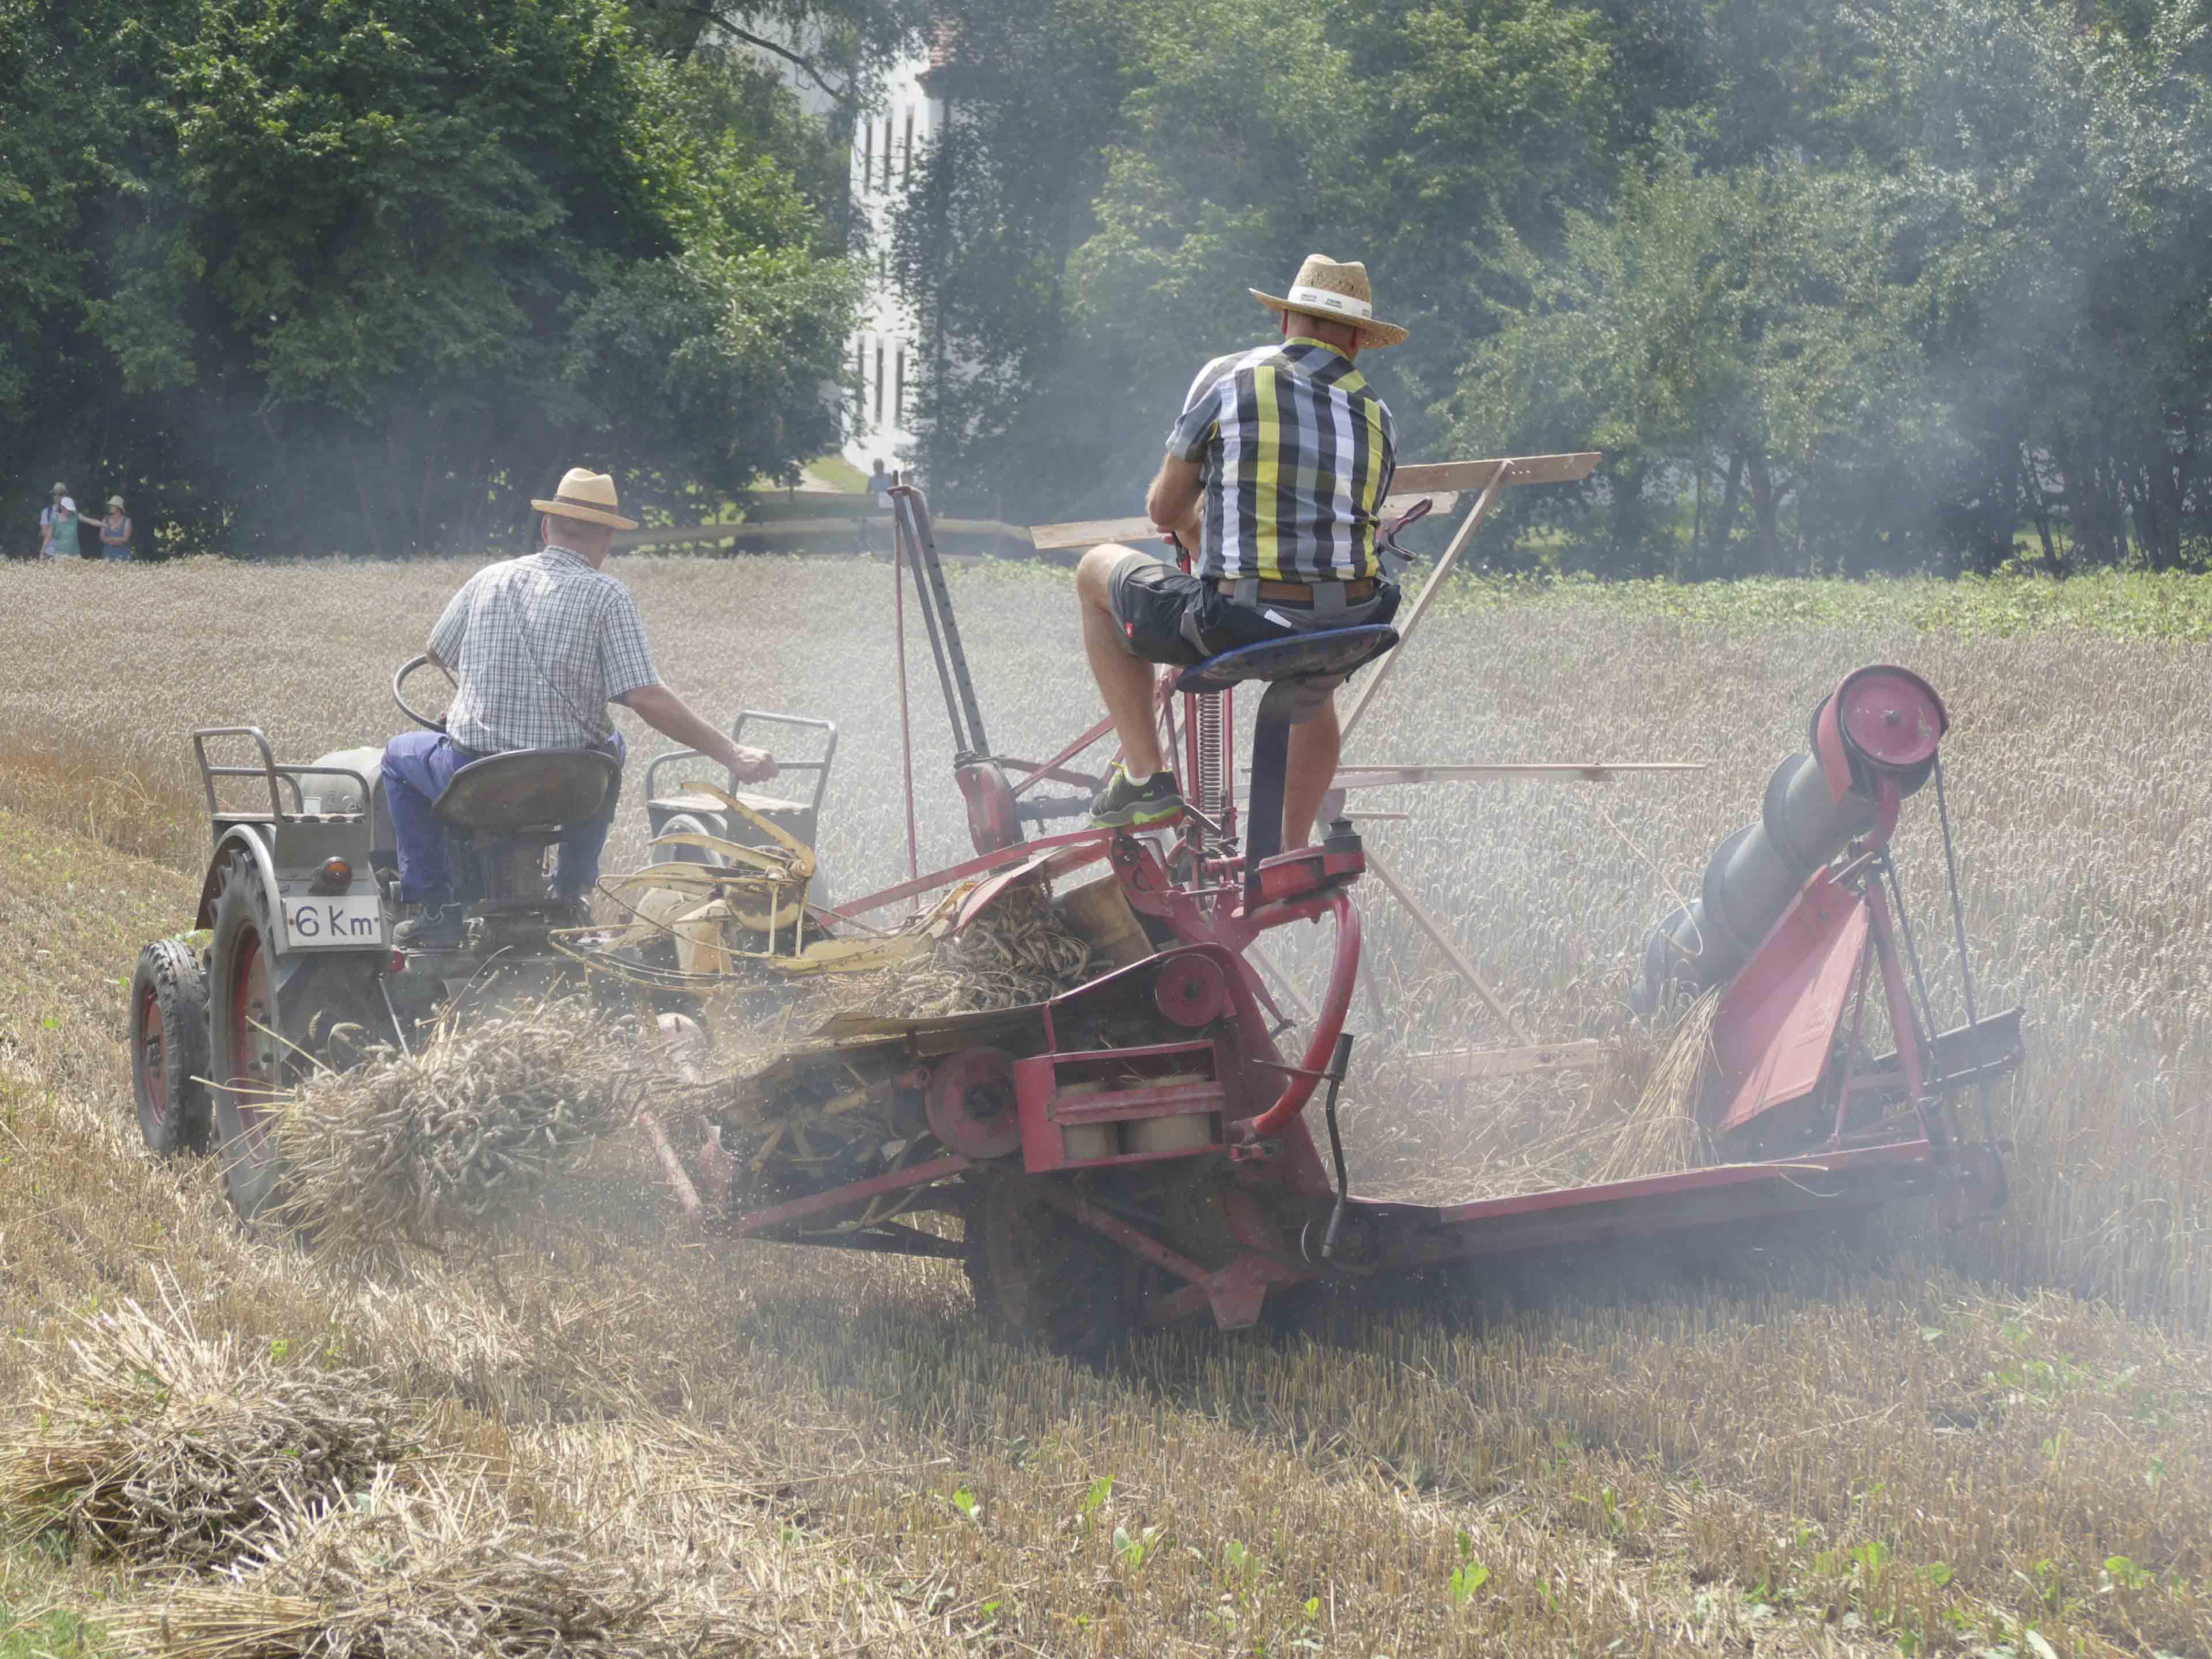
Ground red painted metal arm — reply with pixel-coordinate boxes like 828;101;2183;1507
1244;891;1360;1138
1005;713;1118;797
830;825;1116;918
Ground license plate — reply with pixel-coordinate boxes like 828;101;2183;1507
282;893;386;948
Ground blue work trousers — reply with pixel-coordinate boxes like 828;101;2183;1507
381;729;624;905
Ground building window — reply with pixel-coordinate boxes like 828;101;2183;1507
893;346;906;429
860;122;872;194
882;116;893;191
855;337;868;425
902;108;914;181
874;342;886;425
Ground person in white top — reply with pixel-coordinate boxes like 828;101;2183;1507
39;488;82;560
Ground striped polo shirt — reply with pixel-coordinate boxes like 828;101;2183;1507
1165;336;1397;582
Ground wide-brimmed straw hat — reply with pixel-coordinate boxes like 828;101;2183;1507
529;467;638;531
107;495;125;511
1251;254;1408;348
50;481;65;497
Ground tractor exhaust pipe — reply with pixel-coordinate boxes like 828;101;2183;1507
1634;666;1947;1014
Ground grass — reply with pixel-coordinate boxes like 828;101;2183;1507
2;554;2211;1651
801;452;870;494
1429;565;2212;641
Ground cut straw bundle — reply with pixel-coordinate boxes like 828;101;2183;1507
1592;987;1721;1185
269;1006;672;1260
0;1297;404;1567
861;881;1091;1018
124;1467;757;1659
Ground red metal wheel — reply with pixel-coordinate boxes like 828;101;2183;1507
926;1046;1021;1160
1153;951;1229;1028
138;982;168;1128
205;851;381;1221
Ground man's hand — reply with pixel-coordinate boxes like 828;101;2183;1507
622;684;777;785
718;741;777;785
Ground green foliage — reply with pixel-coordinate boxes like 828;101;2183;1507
1431;566;2212;642
885;0;2212;576
1446;1528;1491;1603
899;0;1615;519
2;0;859;558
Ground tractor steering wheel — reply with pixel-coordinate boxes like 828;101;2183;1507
393;654;456;732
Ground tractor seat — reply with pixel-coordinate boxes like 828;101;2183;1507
1171;624;1400;906
1173;624;1399;695
652;787;813;819
433;748;619;836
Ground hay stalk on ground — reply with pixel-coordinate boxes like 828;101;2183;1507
123;1467;757;1659
0;1294;404;1567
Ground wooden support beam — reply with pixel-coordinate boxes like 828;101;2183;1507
1338;460;1512;744
615;515;1027;548
1028;490;1457;552
1328;762;1707;787
1391;453;1598;493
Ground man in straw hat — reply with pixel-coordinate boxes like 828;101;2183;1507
1075;253;1404;843
381;468;776;948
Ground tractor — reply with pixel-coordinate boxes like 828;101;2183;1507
126;654;838;1221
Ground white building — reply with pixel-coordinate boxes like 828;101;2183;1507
736;28;946;479
842;53;942;476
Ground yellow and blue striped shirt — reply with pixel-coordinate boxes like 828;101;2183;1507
1165;336;1397;582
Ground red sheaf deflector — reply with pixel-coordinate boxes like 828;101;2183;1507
1711;869;1869;1135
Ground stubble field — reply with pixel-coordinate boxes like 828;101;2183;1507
2;551;2211;1656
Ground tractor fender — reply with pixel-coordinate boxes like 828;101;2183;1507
192;824;280;936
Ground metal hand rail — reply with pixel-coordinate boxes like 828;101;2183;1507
646;710;838;817
191;726;372;827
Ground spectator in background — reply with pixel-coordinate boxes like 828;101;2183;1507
37;483;67;558
40;493;84;560
97;496;132;560
867;458;892;511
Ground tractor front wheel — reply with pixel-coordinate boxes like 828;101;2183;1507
963;1176;1138;1355
129;938;211;1156
206;851;384;1222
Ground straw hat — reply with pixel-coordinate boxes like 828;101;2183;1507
1251;254;1408;348
107;495;125;512
529;467;638;531
50;481;64;498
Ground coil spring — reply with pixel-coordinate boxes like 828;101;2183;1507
1195;690;1226;827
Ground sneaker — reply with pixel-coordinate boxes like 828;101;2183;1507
1089;763;1185;829
393;904;466;950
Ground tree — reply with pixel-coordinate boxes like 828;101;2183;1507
897;0;1617;521
3;0;861;558
1461;140;1935;576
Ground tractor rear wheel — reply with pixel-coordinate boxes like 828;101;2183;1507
206;851;385;1222
129;938;211;1156
963;1175;1137;1355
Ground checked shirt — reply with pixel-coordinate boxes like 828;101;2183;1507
1165;335;1397;583
429;545;660;753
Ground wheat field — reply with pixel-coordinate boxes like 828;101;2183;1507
3;551;2210;1655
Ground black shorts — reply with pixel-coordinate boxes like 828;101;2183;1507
1107;554;1400;667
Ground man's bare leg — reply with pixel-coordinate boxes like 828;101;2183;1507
1281;693;1340;850
1076;544;1166;776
